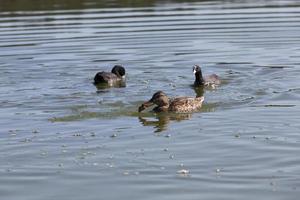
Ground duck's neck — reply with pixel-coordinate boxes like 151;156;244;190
194;71;205;86
153;96;170;112
153;105;169;112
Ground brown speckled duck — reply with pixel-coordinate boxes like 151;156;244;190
138;91;204;113
193;65;220;87
94;65;126;87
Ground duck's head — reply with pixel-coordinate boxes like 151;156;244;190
111;65;126;78
193;65;202;74
138;91;169;112
193;65;205;86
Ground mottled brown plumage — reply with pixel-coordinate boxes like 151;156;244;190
138;91;204;113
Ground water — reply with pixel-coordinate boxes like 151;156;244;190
0;0;300;199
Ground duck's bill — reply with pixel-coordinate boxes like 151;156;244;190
138;101;153;112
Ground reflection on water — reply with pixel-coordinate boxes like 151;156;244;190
193;86;205;97
95;81;126;90
139;113;192;132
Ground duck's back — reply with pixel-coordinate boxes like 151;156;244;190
94;71;119;85
169;96;204;113
204;74;221;85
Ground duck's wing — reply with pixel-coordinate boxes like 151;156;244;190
169;97;204;113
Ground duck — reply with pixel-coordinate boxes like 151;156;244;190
193;65;220;87
94;65;126;87
138;91;204;113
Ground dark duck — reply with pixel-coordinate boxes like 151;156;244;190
193;65;220;88
138;91;204;113
94;65;126;87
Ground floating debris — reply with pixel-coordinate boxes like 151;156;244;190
169;155;175;159
215;168;221;173
110;134;117;138
32;130;39;134
163;148;169;152
90;132;96;137
123;171;129;175
73;133;82;137
165;134;171;138
142;80;149;84
234;133;240;138
106;163;114;168
21;138;32;143
177;169;189;175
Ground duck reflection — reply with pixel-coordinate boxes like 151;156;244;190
138;113;192;133
95;81;126;90
193;86;205;98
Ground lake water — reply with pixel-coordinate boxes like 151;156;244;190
0;0;300;199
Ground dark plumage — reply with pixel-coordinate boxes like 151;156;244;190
138;91;204;113
193;65;220;87
94;65;126;87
